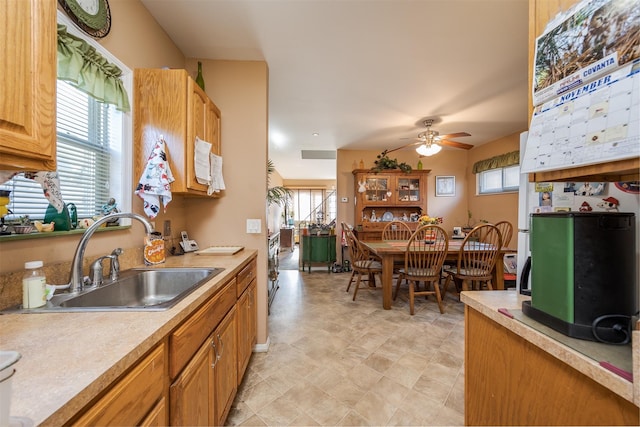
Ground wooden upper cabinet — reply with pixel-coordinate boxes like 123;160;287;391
134;68;221;196
0;0;57;171
527;0;639;182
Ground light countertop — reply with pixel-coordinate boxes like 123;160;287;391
0;250;257;426
461;290;638;407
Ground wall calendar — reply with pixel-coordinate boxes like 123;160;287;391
522;0;640;174
521;61;640;173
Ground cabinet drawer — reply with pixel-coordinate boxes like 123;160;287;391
72;344;165;426
169;279;236;378
236;258;257;297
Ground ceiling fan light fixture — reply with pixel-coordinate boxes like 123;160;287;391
416;143;442;156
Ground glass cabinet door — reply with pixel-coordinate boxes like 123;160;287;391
396;177;421;203
364;176;390;203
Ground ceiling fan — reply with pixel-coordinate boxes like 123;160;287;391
387;119;473;156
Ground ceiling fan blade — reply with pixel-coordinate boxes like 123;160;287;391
386;140;422;153
438;132;471;139
439;139;474;150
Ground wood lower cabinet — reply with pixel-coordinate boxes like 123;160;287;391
465;306;639;426
237;280;257;382
139;398;167;427
134;68;221;196
71;255;257;426
0;0;56;171
170;306;237;427
72;344;167;426
213;307;238;426
169;339;212;426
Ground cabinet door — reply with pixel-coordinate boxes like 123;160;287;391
237;290;250;382
213;307;238;426
170;337;213;426
237;280;257;383
73;345;166;426
248;281;257;350
0;0;56;171
206;98;221;156
395;175;424;205
362;175;391;204
186;79;211;193
140;397;167;427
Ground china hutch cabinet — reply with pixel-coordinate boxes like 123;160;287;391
352;169;431;241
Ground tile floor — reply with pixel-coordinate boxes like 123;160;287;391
226;248;466;426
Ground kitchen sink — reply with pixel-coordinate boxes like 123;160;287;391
9;267;223;313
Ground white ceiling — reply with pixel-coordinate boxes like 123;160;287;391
140;0;530;180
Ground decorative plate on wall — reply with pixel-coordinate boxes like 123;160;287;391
58;0;111;38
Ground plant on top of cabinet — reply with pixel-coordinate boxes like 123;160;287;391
371;150;412;173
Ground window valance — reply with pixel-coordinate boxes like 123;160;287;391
57;24;130;112
472;150;520;174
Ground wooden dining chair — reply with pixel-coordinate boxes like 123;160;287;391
442;223;502;299
344;228;382;300
494;220;513;247
381;220;412;240
382;220;412;275
394;225;449;314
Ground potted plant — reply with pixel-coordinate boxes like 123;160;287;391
463;210;488;232
267;159;292;207
371;150;412;173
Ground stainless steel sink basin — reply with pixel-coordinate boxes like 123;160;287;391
11;267;223;312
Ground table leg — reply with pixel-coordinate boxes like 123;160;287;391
493;258;504;290
382;256;394;309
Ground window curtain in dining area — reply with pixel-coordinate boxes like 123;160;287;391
472;151;520;174
56;24;130;112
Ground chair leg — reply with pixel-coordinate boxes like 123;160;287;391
432;280;444;314
352;273;362;301
368;272;377;288
393;273;404;300
441;275;452;300
409;280;416;315
346;271;356;292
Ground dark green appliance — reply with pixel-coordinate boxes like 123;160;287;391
522;212;636;344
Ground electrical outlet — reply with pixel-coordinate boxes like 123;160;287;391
163;220;171;238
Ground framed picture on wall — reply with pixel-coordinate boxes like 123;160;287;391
436;176;455;197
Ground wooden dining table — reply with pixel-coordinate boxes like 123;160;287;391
361;240;515;310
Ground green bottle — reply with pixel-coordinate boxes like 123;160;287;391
195;61;205;91
417;159;423;170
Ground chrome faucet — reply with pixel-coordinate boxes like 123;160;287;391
68;213;154;293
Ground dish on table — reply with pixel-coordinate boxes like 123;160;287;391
382;211;394;221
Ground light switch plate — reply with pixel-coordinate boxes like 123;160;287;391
246;219;261;233
341;197;348;203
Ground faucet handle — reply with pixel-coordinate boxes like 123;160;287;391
110;248;123;281
90;256;108;287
